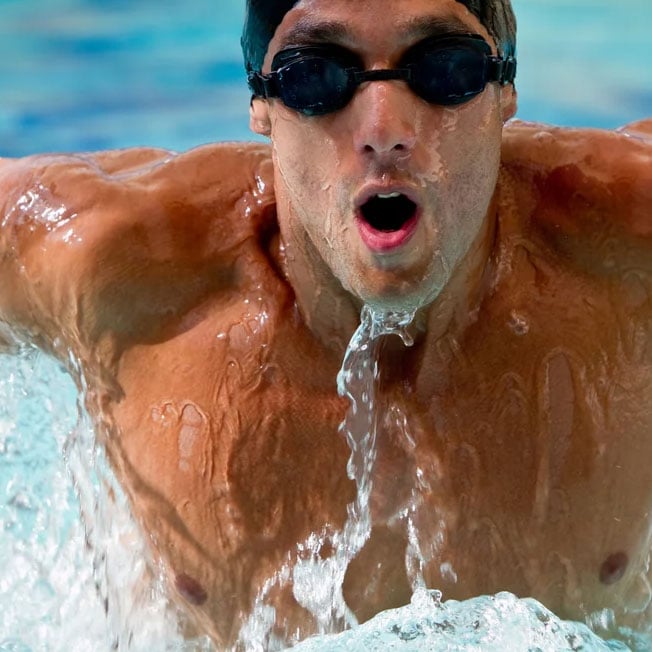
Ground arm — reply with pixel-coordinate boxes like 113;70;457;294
0;143;274;360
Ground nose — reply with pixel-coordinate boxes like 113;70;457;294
351;80;418;159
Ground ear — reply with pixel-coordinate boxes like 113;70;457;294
249;98;272;137
500;84;518;122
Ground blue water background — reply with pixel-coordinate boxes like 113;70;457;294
0;0;650;157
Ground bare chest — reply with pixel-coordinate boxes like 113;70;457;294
107;272;652;520
99;274;652;626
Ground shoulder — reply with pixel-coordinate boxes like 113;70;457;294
1;141;275;238
1;141;276;262
498;119;652;272
0;142;277;352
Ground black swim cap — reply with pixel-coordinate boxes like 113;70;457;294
241;0;516;75
242;1;297;74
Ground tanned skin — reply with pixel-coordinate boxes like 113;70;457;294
1;0;651;647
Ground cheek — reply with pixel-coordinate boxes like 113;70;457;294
270;113;348;252
270;110;340;193
430;100;502;258
440;96;503;196
440;137;500;243
271;116;353;241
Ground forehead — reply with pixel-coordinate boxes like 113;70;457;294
265;0;493;65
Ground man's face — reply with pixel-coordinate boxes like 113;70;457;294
251;0;517;312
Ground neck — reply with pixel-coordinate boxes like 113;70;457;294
274;193;499;359
419;193;499;349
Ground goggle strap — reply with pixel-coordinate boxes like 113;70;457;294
487;57;517;85
248;71;279;98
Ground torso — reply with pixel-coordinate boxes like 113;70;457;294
4;121;651;646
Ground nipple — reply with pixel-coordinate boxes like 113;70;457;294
599;552;629;585
175;572;208;606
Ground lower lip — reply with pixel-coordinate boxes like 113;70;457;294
355;211;420;253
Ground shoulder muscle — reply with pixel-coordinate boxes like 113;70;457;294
500;120;652;272
0;142;275;355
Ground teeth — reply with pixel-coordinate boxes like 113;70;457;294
376;192;402;199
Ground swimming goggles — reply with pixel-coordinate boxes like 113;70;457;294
248;34;517;116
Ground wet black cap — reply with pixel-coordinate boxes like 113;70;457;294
241;0;516;75
241;0;300;74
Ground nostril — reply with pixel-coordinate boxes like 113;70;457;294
362;141;409;155
357;122;416;156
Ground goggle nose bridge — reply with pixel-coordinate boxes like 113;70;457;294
351;68;413;86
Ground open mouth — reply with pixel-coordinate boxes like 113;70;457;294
356;191;420;253
359;193;418;232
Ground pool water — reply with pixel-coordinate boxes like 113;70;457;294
0;1;650;650
0;0;650;156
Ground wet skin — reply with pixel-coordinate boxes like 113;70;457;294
1;0;652;648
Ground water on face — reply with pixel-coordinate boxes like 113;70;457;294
0;316;640;651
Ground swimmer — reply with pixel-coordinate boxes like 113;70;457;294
1;0;651;647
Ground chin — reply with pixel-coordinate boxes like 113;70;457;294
365;294;437;317
351;278;442;316
342;254;446;312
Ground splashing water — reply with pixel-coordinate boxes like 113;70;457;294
0;325;642;651
0;350;208;651
292;588;632;652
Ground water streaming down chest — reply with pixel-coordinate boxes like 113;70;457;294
239;305;421;648
297;305;418;608
335;304;418;587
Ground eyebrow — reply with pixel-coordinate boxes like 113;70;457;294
400;15;475;41
277;15;475;51
277;20;349;49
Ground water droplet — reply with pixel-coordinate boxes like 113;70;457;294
508;310;529;335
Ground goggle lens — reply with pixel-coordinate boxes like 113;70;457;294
277;57;353;115
410;43;488;105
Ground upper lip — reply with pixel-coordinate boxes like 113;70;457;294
354;183;421;211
